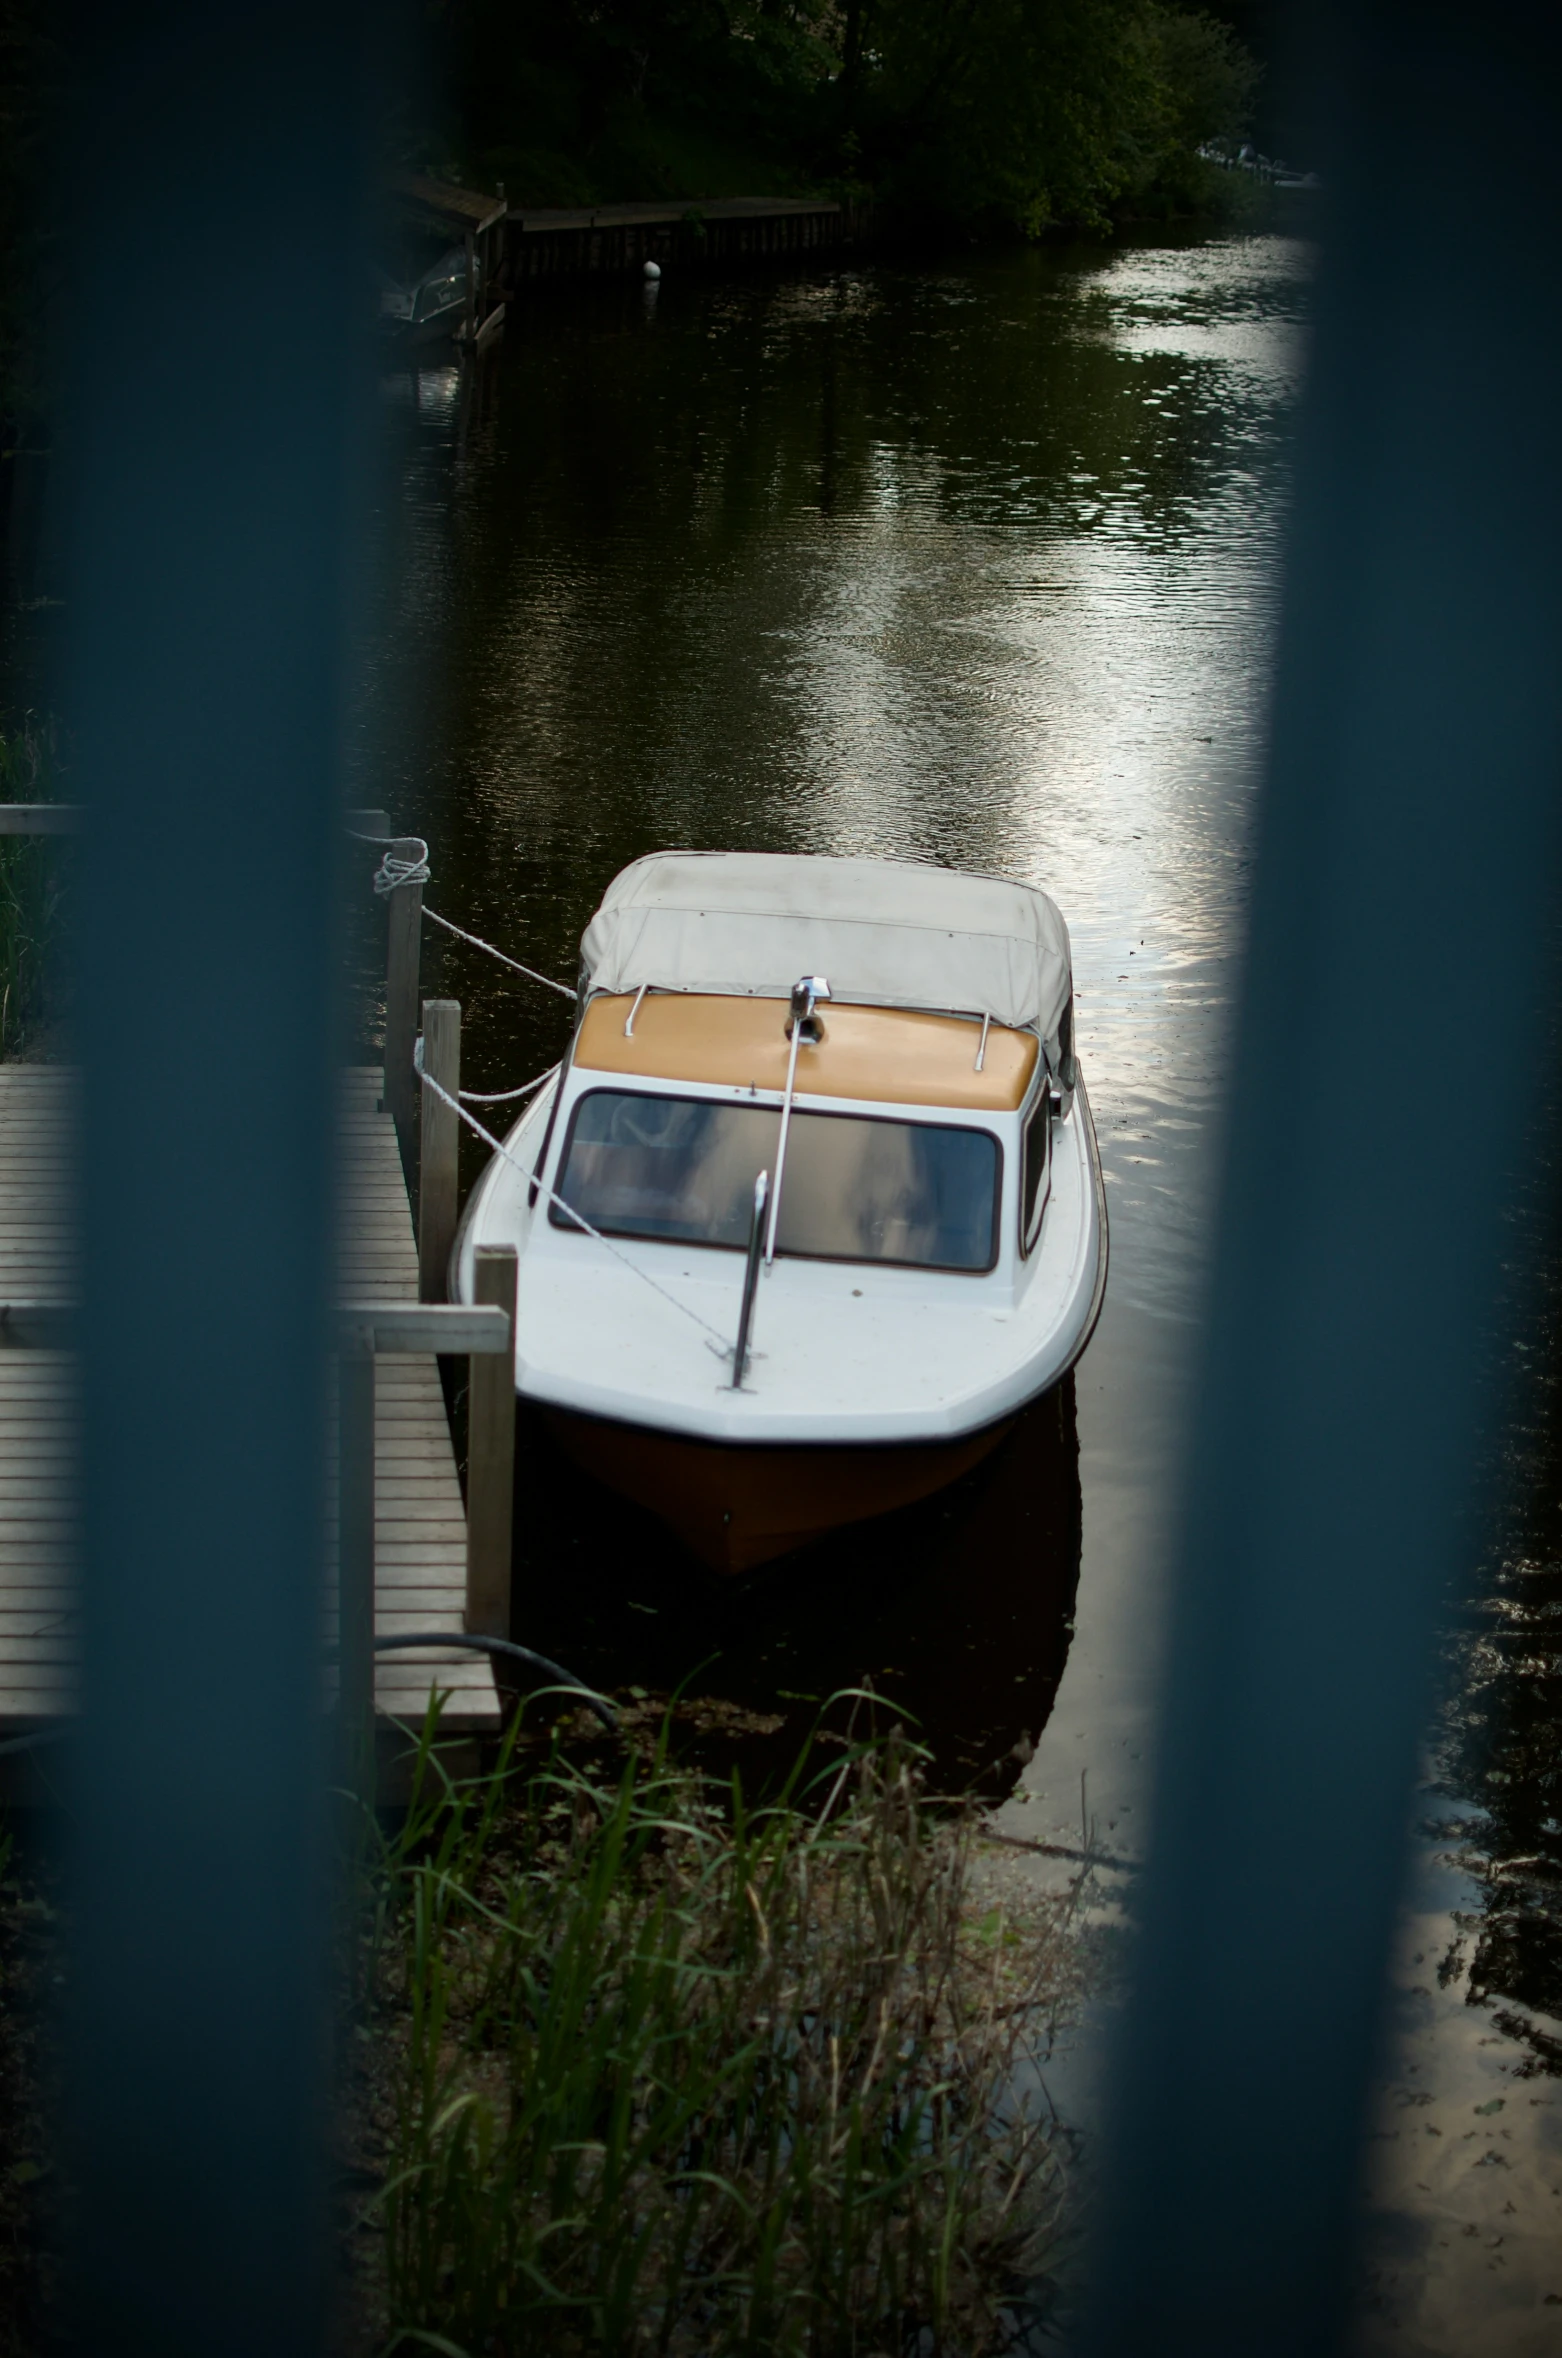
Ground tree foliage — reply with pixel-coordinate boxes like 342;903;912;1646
425;0;1259;230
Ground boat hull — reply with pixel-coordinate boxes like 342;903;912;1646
542;1406;1016;1574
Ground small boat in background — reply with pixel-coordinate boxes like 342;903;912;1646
376;247;471;345
454;851;1108;1572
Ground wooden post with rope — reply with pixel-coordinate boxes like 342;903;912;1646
336;1346;376;1800
384;842;425;1162
418;998;461;1303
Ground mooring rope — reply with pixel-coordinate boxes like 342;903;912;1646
413;1043;733;1354
422;906;578;1001
348;828;432;894
349;829;578;1001
458;1063;560;1106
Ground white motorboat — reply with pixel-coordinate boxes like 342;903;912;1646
452;851;1107;1571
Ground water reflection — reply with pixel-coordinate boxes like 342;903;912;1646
1432;1159;1562;2074
514;1383;1082;1798
358;216;1562;2341
1354;1177;1562;2342
357;230;1305;1781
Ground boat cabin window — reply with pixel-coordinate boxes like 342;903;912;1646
1020;1090;1051;1256
552;1090;1000;1273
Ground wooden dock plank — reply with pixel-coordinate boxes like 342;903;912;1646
0;1064;499;1755
333;1068;498;1735
0;1070;78;1726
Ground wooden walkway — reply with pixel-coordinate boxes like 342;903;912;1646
391;174;864;326
0;1063;499;1756
0;1066;75;1734
335;1070;498;1734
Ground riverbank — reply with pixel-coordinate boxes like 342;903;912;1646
0;1717;1101;2356
386;165;1287;341
420;1;1259;244
354;222;1556;2346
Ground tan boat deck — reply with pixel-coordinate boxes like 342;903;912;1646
576;992;1039;1109
0;1063;499;1757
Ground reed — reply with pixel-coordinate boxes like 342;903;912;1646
0;719;67;1061
353;1710;1081;2357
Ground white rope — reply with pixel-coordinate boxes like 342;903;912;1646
347;828;432;895
422;906;578;1000
413;1045;733;1354
460;1063;559;1106
348;829;577;1000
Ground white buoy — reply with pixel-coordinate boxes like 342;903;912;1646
644;259;661;281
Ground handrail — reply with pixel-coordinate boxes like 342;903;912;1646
0;806;82;835
0;1302;77;1348
0;805;387;840
763;975;829;1266
337;1303;510;1355
729;1171;768;1388
0;1301;512;1356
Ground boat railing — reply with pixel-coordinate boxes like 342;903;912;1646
730;1171;769;1389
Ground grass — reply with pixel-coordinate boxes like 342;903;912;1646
0;1827;58;2355
343;1705;1086;2358
0;717;68;1061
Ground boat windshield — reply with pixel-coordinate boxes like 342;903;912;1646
551;1090;1000;1273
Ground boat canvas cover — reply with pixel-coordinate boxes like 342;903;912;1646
579;851;1072;1055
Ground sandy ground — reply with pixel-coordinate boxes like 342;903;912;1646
1353;1834;1562;2357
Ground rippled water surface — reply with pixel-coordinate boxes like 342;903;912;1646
368;236;1303;1267
361;229;1302;1782
361;231;1306;1799
360;230;1562;2344
363;232;1306;1767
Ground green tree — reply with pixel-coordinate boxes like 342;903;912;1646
424;0;1259;230
841;0;1259;230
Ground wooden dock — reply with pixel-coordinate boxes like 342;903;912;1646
335;1069;499;1737
0;1061;500;1771
502;194;860;282
392;177;869;346
0;1065;75;1738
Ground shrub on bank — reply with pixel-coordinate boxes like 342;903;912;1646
350;1714;1084;2357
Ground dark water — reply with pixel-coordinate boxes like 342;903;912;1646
358;229;1562;2332
1432;1175;1562;2067
360;230;1302;1788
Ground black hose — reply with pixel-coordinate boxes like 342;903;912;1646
0;1727;68;1761
0;1641;619;1763
370;1633;619;1732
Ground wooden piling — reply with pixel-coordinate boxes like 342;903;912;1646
337;1349;376;1789
466;1244;517;1638
418;998;461;1303
383;844;424;1156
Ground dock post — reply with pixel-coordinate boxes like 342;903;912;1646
466;1244;517;1637
337;1346;376;1796
383;844;424;1161
419;997;461;1302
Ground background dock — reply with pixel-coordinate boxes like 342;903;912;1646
391;178;869;349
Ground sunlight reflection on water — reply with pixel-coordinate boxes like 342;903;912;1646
359;225;1562;2350
361;226;1306;1752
